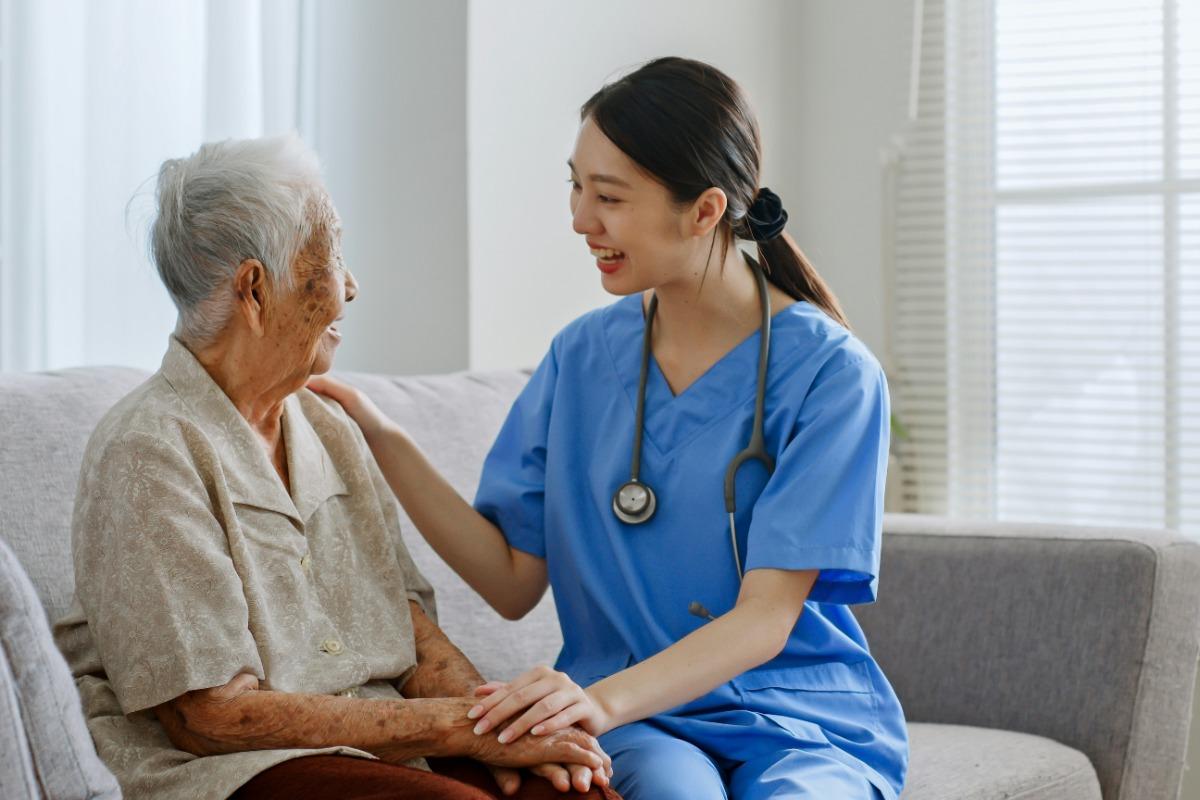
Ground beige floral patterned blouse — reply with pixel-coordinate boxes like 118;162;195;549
53;336;437;800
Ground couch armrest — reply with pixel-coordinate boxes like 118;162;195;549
0;538;120;800
855;514;1200;800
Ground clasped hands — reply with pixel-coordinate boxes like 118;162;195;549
467;665;615;792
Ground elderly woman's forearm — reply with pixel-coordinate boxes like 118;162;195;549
402;600;487;698
368;424;548;618
155;681;611;772
156;686;451;761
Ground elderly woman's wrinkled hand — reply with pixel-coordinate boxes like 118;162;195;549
433;696;612;787
470;725;613;792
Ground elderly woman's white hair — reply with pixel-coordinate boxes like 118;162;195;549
151;134;325;346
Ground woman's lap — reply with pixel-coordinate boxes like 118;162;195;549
601;722;728;800
230;755;620;800
601;721;882;800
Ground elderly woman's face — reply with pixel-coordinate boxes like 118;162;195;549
267;198;357;377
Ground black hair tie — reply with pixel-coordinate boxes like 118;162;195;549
746;187;788;242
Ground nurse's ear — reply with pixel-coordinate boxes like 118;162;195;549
686;187;728;240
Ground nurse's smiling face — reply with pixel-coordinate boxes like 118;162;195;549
569;117;717;296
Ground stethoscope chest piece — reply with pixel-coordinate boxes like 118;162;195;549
612;480;656;524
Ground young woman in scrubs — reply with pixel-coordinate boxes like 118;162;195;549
311;57;908;800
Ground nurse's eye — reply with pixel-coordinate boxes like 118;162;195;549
567;178;581;192
597;194;620;204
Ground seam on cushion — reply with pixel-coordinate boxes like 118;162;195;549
1003;762;1099;800
1116;540;1169;800
0;633;41;799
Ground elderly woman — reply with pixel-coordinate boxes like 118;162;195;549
52;136;616;800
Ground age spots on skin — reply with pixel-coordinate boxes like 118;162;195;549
289;227;338;334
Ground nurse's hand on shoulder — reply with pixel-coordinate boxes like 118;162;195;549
468;665;613;744
306;375;390;440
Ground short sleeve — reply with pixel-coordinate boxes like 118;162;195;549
473;344;559;558
743;358;890;605
72;432;264;714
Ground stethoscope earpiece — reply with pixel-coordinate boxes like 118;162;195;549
612;480;657;524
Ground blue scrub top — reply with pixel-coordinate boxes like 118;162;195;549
475;294;908;799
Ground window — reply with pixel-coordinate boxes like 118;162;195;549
889;0;1200;533
0;0;313;373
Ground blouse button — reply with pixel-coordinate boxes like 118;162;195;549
322;638;344;656
300;553;312;572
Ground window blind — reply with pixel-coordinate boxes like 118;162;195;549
888;0;1200;534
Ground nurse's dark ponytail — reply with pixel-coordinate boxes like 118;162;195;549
581;57;850;329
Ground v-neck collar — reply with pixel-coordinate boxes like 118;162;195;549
602;295;771;457
159;336;349;526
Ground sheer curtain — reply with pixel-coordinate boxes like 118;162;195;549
888;0;1200;535
0;0;313;372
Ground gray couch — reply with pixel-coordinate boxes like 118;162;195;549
1;364;1198;800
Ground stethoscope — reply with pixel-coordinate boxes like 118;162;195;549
611;254;776;607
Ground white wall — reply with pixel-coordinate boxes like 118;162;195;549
314;0;469;374
466;0;787;370
5;1;907;378
2;0;908;379
776;1;915;366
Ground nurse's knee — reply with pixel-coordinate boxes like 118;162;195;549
609;736;727;800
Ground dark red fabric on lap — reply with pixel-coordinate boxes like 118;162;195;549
230;754;621;800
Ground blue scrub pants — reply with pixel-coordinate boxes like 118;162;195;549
601;722;883;800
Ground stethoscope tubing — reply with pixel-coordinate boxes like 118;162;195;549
613;254;777;582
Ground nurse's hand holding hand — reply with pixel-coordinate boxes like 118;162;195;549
307;375;391;441
470;568;821;764
468;665;613;743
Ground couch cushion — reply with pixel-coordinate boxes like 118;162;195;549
902;723;1101;800
0;367;150;622
340;369;564;681
0;537;120;799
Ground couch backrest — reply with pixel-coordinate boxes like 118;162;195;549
0;365;560;682
0;367;151;623
337;369;563;680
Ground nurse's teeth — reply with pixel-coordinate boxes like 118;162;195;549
590;248;625;260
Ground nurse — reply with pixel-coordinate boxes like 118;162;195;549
312;57;908;799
